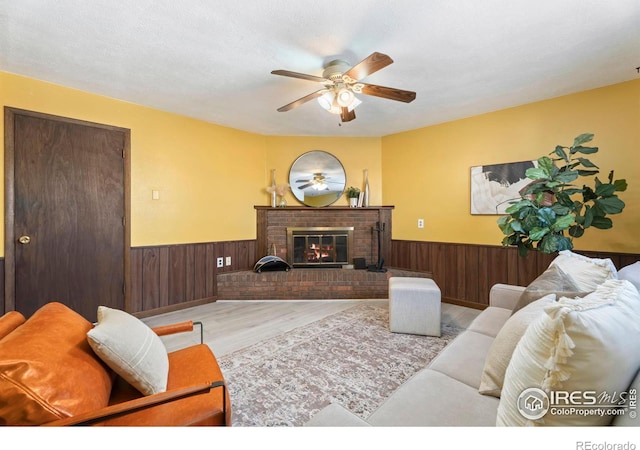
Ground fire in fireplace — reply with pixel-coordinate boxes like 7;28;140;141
287;227;354;268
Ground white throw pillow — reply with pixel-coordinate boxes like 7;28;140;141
618;261;640;293
87;306;169;395
479;293;556;398
549;250;617;291
497;279;640;426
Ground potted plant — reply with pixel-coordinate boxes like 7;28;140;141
497;133;627;256
345;186;361;207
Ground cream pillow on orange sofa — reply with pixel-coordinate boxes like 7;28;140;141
496;279;640;426
87;306;169;396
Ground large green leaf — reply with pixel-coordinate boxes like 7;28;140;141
583;205;593;228
537;208;556;226
522;214;540;230
551;203;570;215
552;145;569;163
502;235;515;246
614;179;628;192
582;186;597;202
510;220;524;232
497;215;509;234
555;171;579;183
505;199;533;214
573;133;594;146
569;225;585;237
525;167;549;180
594;196;625;214
555;236;573;251
591;216;613;229
573;145;599;155
540;233;573;253
517;241;530;257
576;157;598;168
594;183;616;197
555;191;574;207
577;169;599;177
551;213;575;231
529;227;550;241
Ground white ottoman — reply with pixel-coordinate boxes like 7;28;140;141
389;277;441;336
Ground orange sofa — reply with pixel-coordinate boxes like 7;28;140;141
0;302;230;426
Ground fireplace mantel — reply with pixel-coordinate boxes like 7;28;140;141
255;206;394;268
254;206;395;211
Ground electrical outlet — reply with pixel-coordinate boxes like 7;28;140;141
225;256;231;266
418;218;424;229
216;257;224;268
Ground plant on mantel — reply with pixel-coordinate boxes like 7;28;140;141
498;133;628;257
345;186;361;198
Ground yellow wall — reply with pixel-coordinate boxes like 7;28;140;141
2;72;638;256
264;136;382;207
382;79;640;253
0;71;267;250
0;72;382;257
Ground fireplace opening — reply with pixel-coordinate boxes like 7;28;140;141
287;227;354;268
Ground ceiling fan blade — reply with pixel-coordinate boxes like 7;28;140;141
297;182;314;190
277;90;327;112
359;83;416;103
343;52;393;81
341;107;356;123
271;70;328;83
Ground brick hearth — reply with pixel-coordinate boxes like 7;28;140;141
217;268;432;300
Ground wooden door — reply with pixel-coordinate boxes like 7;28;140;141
4;108;130;321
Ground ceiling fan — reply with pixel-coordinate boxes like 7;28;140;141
296;173;336;190
271;52;416;123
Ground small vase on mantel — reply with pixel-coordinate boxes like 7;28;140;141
270;169;277;208
363;169;370;207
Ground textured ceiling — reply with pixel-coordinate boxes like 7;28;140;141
1;0;639;137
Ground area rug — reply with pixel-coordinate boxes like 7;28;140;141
217;303;461;426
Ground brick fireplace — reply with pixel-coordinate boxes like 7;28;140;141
255;206;394;267
215;206;403;300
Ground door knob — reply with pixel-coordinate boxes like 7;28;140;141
18;235;31;244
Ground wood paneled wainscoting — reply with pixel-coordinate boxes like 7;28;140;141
3;239;638;316
129;240;256;317
0;241;256;317
388;240;640;310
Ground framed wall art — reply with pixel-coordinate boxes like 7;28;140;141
470;160;537;215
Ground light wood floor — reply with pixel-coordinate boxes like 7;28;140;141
142;300;482;357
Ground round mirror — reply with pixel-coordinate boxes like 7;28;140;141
289;150;346;207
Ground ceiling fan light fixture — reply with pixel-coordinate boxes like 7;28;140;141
336;87;355;107
312;181;328;190
317;91;335;111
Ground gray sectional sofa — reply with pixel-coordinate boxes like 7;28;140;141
306;282;640;426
